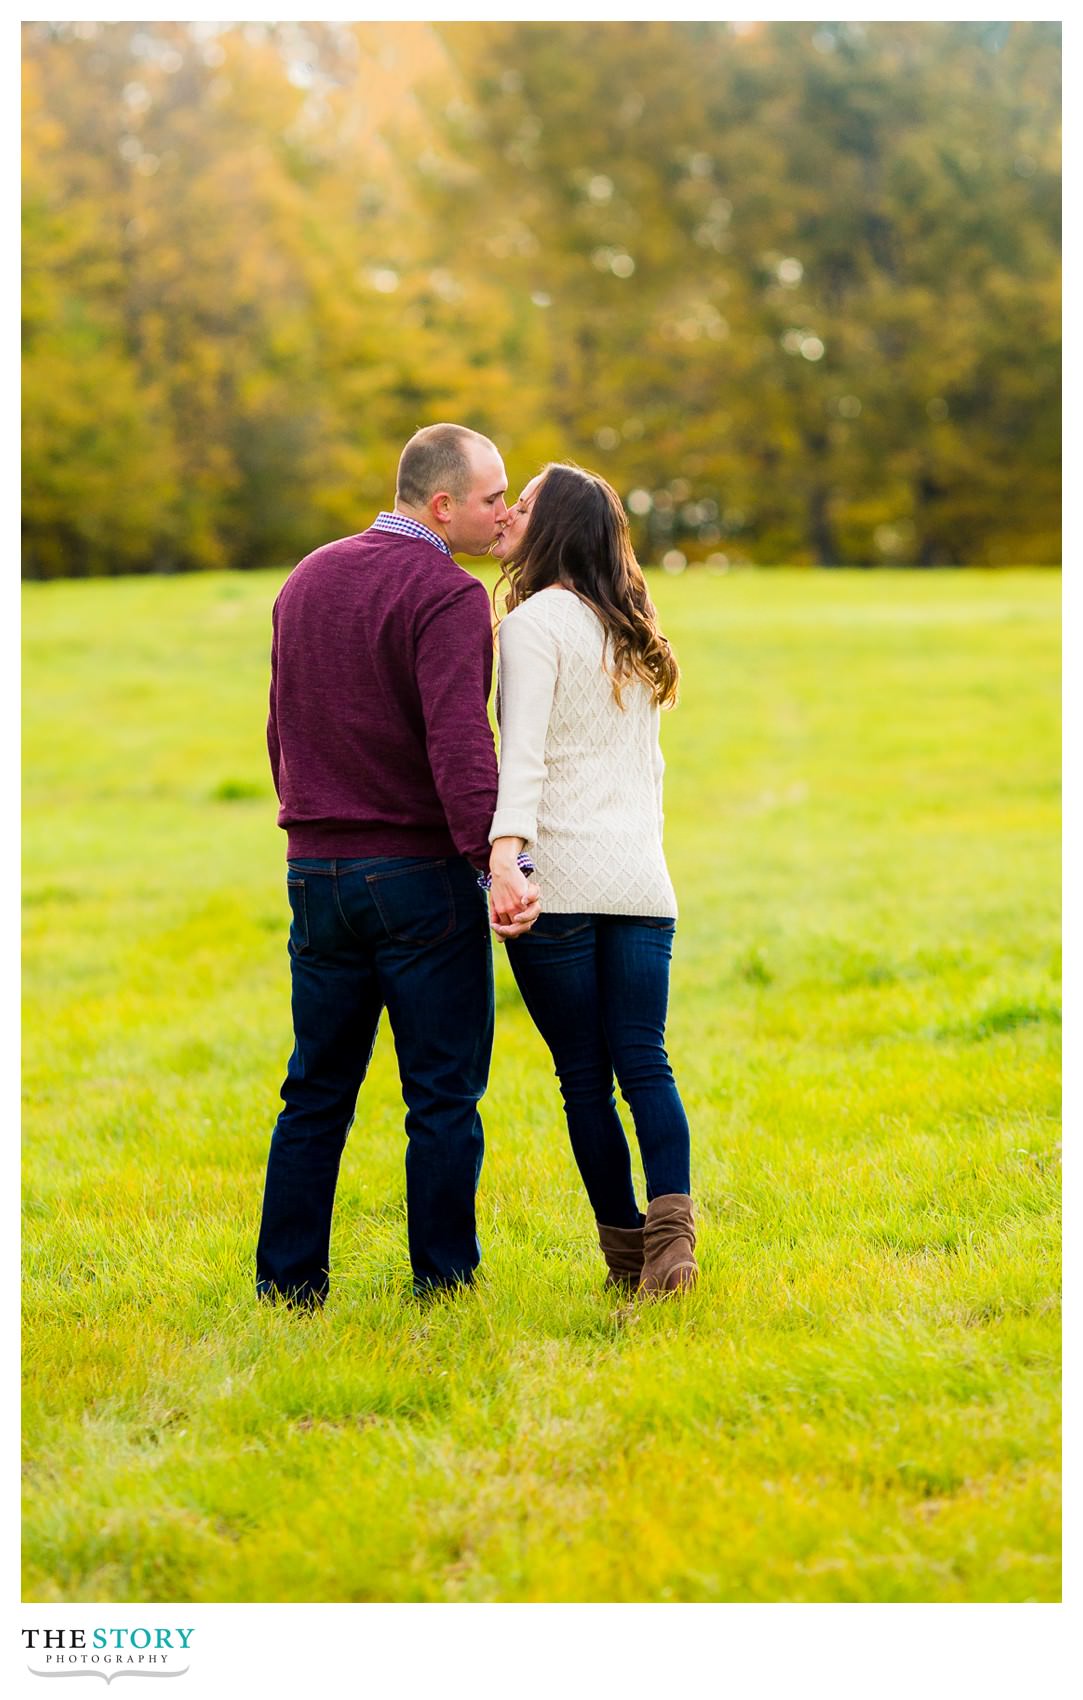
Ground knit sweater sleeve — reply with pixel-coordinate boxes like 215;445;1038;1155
415;577;499;868
652;716;665;836
266;610;282;799
489;607;559;847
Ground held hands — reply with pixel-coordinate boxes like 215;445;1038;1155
490;880;541;940
489;837;542;939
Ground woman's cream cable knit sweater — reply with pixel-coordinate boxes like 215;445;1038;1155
488;587;678;917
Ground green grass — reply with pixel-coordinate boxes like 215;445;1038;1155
22;565;1060;1602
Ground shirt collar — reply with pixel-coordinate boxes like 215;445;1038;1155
372;511;452;558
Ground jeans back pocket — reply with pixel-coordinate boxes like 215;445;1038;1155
286;878;310;953
367;860;455;947
527;912;592;941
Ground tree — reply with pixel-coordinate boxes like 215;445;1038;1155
22;20;1060;574
420;20;1061;565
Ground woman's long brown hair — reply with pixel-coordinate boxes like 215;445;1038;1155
492;462;680;709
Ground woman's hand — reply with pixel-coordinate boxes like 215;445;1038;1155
490;880;541;939
489;836;541;937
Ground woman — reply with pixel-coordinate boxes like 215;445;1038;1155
487;462;697;1296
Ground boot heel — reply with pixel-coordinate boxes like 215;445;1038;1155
638;1194;698;1295
596;1220;645;1292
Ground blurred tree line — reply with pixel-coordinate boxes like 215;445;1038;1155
22;19;1060;577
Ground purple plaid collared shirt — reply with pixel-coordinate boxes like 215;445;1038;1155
371;511;452;558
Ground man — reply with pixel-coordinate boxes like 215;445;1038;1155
257;423;540;1307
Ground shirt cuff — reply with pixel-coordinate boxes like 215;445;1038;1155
477;851;535;891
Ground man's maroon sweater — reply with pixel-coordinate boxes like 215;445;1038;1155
267;528;498;867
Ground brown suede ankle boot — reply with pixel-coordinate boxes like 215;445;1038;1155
596;1220;645;1292
639;1194;698;1294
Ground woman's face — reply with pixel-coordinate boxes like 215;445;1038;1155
491;473;544;561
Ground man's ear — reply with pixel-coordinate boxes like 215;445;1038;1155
431;491;453;524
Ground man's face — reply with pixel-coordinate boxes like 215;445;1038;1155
438;442;509;556
490;474;544;563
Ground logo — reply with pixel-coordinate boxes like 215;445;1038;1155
22;1629;194;1684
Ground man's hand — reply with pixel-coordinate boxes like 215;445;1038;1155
488;836;541;938
491;881;541;941
489;860;532;927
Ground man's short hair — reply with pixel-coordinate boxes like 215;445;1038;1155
396;423;494;508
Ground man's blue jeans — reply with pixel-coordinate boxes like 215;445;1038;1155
505;913;691;1229
256;856;494;1305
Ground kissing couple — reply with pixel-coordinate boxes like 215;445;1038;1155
256;423;698;1307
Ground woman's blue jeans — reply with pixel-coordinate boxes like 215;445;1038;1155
256;856;494;1305
505;913;691;1229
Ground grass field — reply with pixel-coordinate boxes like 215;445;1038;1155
22;565;1060;1603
